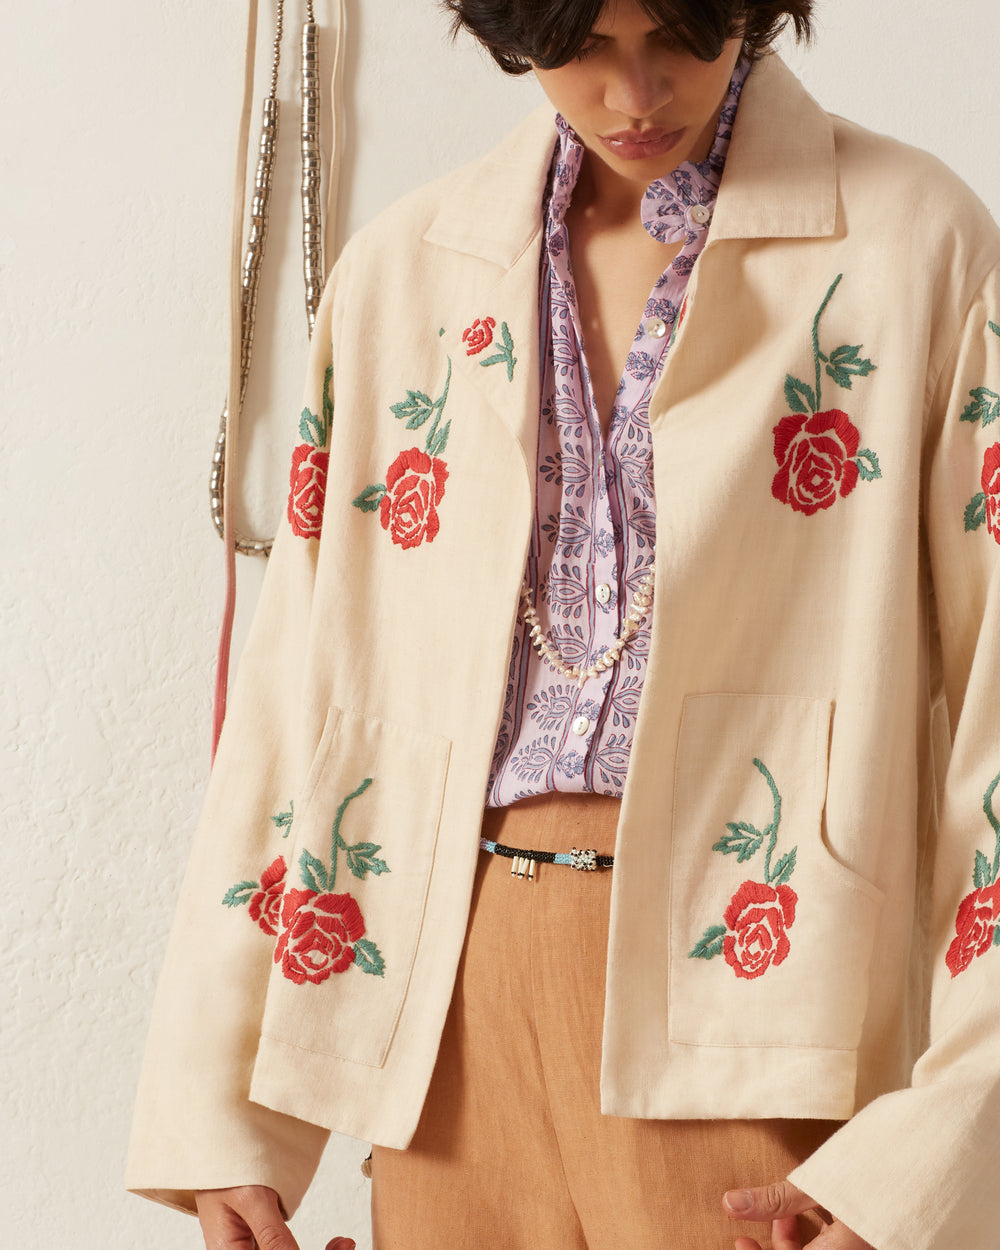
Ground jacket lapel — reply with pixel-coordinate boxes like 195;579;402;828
422;107;557;474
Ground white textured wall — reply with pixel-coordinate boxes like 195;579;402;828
3;2;997;1247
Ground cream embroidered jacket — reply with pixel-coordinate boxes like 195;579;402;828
127;56;1000;1250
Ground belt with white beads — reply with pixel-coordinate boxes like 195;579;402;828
479;838;614;881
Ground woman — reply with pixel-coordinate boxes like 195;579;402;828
127;2;1000;1248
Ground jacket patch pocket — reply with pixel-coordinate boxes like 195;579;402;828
257;706;450;1068
668;693;883;1051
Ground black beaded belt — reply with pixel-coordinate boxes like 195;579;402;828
479;838;614;880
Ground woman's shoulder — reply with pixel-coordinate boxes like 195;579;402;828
831;111;997;237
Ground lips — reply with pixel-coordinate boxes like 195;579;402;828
599;126;685;162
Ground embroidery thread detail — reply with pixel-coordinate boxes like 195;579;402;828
271;802;294;838
287;365;333;539
963;442;1000;545
946;770;1000;976
772;274;881;516
222;784;389;983
474;319;518;381
689;758;799;980
462;317;495;356
352;358;454;545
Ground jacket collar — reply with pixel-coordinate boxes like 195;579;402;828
423;53;836;261
709;54;836;241
418;56;835;468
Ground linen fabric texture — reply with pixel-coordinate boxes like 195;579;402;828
372;792;838;1249
127;55;1000;1250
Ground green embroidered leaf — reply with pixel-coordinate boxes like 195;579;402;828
222;880;257;907
689;925;727;960
346;842;391;880
965;492;987;532
855;449;882;481
299;406;326;448
425;419;451;458
993;925;1000;948
352;484;387;513
989;321;1000;338
825;344;876;391
391;390;438;429
713;821;763;863
271;802;294;838
770;847;798;886
974;849;994;889
784;374;816;414
478;322;517;382
960;388;1000;428
322;364;334;433
353;937;386;977
299;850;329;893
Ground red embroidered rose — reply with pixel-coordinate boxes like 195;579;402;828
945;882;1000;977
462;317;496;356
771;409;861;516
287;443;329;539
274;888;366;985
982;442;1000;546
379;447;448;549
723;879;798;980
248;856;287;937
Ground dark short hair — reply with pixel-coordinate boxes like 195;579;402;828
443;0;813;71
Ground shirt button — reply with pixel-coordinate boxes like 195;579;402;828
596;582;612;605
689;204;711;225
572;715;591;737
645;316;667;339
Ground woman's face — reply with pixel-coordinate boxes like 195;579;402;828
533;0;744;189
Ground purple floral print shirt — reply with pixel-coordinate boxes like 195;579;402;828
486;61;749;808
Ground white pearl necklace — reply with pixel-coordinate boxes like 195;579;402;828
519;564;655;689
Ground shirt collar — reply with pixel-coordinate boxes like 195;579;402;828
547;58;751;246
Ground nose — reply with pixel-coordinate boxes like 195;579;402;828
604;52;673;120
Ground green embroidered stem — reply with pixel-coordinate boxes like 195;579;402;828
424;357;453;455
990;321;1000;338
330;777;375;886
811;274;843;410
752;757;783;883
986;770;1000;884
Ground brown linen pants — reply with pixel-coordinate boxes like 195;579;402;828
371;793;839;1249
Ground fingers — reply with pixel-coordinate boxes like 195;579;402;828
325;1240;357;1250
196;1186;301;1250
724;1180;816;1222
732;1215;800;1250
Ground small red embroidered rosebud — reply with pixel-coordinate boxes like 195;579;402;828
288;443;330;539
982;442;1000;546
275;888;366;985
945;882;1000;977
771;409;861;516
723;879;798;980
379;447;448;550
248;856;288;937
462;316;496;356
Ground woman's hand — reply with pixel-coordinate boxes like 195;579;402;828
723;1180;875;1250
195;1185;356;1250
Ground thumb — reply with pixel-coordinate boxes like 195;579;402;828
724;1180;816;1221
325;1241;357;1250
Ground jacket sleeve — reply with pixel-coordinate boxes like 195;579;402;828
788;263;1000;1250
124;280;340;1217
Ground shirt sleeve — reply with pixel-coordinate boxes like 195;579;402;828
788;263;1000;1250
124;279;340;1218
